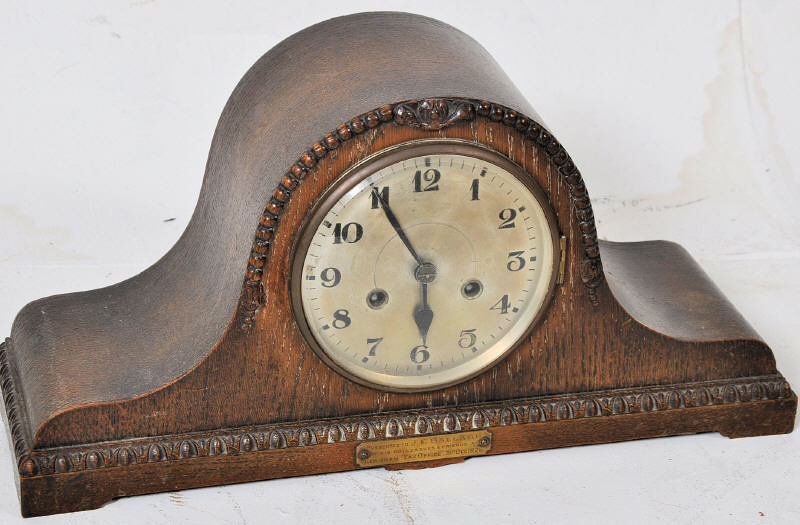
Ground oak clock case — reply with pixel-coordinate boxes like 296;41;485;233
291;141;559;391
0;12;795;518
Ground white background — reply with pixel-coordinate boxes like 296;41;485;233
1;1;798;523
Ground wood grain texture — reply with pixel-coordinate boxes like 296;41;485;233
0;11;794;517
600;239;761;341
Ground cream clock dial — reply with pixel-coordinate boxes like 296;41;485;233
292;141;558;391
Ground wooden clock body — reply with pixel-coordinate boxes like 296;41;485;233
0;12;795;517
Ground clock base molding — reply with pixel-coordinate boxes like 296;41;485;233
2;358;794;516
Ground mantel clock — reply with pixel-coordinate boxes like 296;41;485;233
0;12;794;517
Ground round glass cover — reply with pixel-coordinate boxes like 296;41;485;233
292;140;558;391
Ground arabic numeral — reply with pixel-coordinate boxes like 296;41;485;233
413;169;440;192
410;344;430;363
498;208;516;229
370;186;390;209
320;267;341;287
332;309;351;329
490;295;511;315
366;337;383;356
332;222;363;244
458;329;477;348
506;251;526;271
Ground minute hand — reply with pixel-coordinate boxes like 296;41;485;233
372;188;423;266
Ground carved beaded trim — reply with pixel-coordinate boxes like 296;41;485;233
238;98;603;331
0;340;29;469
2;367;792;477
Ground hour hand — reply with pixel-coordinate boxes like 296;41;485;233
413;283;434;345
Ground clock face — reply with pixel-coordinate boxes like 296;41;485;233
291;140;558;391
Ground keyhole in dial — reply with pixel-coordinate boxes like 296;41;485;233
367;289;389;309
461;280;483;299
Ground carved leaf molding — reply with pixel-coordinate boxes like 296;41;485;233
240;98;603;330
0;338;789;479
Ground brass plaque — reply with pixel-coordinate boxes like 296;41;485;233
355;430;492;467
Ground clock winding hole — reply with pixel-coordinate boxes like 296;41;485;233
367;289;389;310
461;280;483;299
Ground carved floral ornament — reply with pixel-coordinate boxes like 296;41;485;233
239;98;604;330
394;99;476;130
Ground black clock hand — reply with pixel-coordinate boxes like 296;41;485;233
414;282;434;346
372;188;437;344
372;187;423;266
